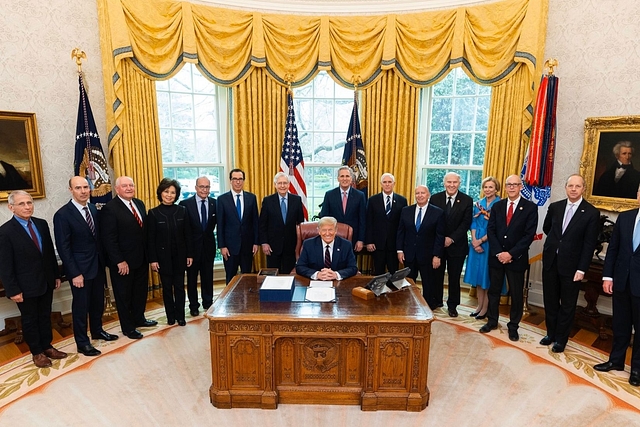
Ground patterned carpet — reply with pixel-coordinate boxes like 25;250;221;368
0;306;639;425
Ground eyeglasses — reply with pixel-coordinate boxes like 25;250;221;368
505;183;521;187
196;185;211;189
230;178;244;181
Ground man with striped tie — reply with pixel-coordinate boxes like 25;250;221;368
54;176;118;357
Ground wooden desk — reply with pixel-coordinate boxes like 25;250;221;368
205;275;433;411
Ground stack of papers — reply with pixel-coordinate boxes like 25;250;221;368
305;281;336;302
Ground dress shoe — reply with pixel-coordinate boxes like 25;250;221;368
539;335;553;346
508;330;519;342
479;323;498;333
137;319;158;327
77;344;101;357
593;361;625;372
448;308;458;317
125;330;143;340
469;311;479;317
629;371;640;387
167;319;176;325
44;347;68;359
177;320;186;326
33;353;52;368
475;313;487;320
92;330;119;341
190;309;199;317
551;343;565;353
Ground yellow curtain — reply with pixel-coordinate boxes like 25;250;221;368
362;70;420;200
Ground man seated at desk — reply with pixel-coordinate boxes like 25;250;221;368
296;216;357;280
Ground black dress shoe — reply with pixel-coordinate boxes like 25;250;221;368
167;319;176;326
448;308;458;317
469;311;479;317
475;313;487;320
125;330;143;340
479;323;498;333
190;309;199;317
551;343;565;353
92;330;119;341
177;320;186;326
629;371;640;387
593;361;625;372
137;319;158;327
77;344;101;357
508;330;519;341
539;335;553;346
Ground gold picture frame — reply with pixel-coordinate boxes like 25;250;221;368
0;111;45;202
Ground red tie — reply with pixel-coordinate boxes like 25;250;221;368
27;220;41;252
506;202;514;226
130;201;143;227
324;245;331;269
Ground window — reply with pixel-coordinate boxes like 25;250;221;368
292;72;355;219
418;68;492;198
156;63;229;201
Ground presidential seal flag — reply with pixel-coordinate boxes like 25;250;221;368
75;73;112;208
342;94;368;197
280;90;308;220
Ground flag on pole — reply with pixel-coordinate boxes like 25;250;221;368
341;93;368;197
75;73;112;208
280;91;308;220
521;73;559;263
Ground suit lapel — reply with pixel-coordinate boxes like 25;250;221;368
13;217;42;256
69;202;94;237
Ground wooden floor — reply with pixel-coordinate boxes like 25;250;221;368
0;283;622;367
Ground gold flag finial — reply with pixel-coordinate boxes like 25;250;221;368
71;48;86;73
284;72;295;95
544;58;558;75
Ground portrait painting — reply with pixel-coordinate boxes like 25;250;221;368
580;116;640;212
0;111;45;201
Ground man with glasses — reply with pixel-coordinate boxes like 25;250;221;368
180;176;217;316
480;175;537;342
217;169;259;283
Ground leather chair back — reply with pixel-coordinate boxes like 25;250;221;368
295;221;353;259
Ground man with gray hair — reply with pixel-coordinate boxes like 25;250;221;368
259;171;304;273
365;173;407;275
594;140;640;199
296;216;357;280
0;190;66;367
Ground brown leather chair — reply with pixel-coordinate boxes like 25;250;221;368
294;221;353;259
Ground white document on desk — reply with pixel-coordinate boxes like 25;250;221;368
261;276;294;289
309;280;333;288
305;286;336;302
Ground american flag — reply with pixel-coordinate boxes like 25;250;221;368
280;91;308;220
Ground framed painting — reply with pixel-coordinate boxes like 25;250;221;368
0;111;45;202
580;116;640;212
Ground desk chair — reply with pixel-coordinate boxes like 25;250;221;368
294;221;353;259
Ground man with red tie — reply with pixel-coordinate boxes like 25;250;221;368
480;175;537;342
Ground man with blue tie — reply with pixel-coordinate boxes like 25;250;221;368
217;168;259;283
296;216;357;280
54;176;118;357
594;184;640;387
259;172;304;273
0;191;66;368
180;176;217;316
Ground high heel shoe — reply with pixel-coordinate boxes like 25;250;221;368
469;311;479;317
475;313;487;320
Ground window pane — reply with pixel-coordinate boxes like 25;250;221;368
472;133;486;166
296;99;313;132
193;67;215;94
170;70;192;92
428;133;450;165
455;72;476;96
173;130;195;162
195;130;218;162
433;72;454;97
451;133;472;165
314;73;335;98
160;129;173;163
157;92;171;128
314;99;334;131
194;95;216;129
475;96;490;131
170;93;194;129
431;98;452;132
453;98;475;131
425;169;446;193
314;132;335;162
334;100;352;131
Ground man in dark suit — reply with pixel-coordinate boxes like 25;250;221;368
540;174;599;353
101;176;156;340
54;176;118;357
594;140;640;199
217;168;259;284
480;175;537;341
396;185;445;309
296;216;357;280
429;172;473;316
594;185;640;387
260;172;304;273
319;166;366;252
365;173;407;275
180;176;217;316
0;190;66;368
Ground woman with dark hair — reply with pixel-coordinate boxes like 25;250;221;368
147;178;193;326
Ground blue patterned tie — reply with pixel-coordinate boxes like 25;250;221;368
385;195;391;215
236;194;242;220
415;207;422;230
634;217;640;251
281;197;287;222
200;199;207;231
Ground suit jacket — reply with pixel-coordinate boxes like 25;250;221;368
319;187;366;244
0;216;60;298
53;201;103;281
594;161;640;199
487;198;538;271
259;192;304;256
396;204;445;264
101;197;147;270
179;195;217;262
217;190;259;256
430;191;473;257
365;192;407;250
296;235;357;279
147;204;193;273
542;198;599;276
603;208;640;297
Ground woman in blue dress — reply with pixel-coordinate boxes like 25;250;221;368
464;176;500;319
